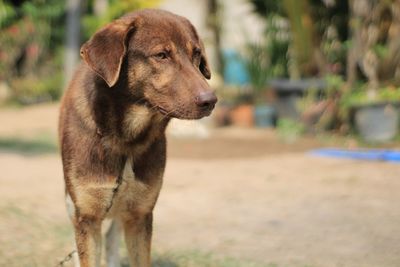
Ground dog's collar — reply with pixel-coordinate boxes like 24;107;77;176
96;128;103;137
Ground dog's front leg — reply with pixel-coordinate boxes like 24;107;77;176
122;213;153;267
123;137;166;267
69;181;118;267
74;216;102;267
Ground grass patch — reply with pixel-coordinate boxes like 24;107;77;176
0;135;57;155
0;202;74;267
150;251;276;267
0;203;312;267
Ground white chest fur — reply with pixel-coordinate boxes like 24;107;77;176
110;159;162;216
65;159;162;221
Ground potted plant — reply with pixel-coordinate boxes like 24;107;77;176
220;49;255;127
244;42;276;127
341;86;400;142
229;91;254;127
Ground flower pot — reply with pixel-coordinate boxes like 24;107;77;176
213;103;232;127
354;103;399;142
230;104;254;127
254;104;276;127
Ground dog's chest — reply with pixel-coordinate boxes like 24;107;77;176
110;159;161;216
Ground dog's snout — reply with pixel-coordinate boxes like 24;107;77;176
195;91;217;109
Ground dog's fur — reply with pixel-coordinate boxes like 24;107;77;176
59;9;216;267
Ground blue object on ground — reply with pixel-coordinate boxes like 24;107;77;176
254;105;276;128
310;148;400;163
223;49;249;85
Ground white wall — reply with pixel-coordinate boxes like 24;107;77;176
219;0;265;50
158;0;209;41
159;0;265;72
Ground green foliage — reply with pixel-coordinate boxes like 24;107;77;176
0;135;57;155
0;0;65;103
325;74;345;96
244;42;270;95
0;0;65;64
282;0;313;68
0;0;160;105
247;2;294;79
242;14;289;102
82;0;160;39
335;85;400;127
341;86;400;108
10;73;63;104
153;250;273;267
249;0;349;78
372;44;389;59
309;0;349;42
277;118;306;142
321;27;348;74
247;2;290;77
249;0;283;17
0;0;17;27
265;15;289;78
251;0;349;44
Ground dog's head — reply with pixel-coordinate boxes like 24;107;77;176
80;9;217;120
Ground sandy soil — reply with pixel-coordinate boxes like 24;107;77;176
1;103;400;267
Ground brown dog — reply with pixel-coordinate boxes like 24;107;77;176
58;9;216;267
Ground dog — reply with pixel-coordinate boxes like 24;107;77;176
58;9;217;267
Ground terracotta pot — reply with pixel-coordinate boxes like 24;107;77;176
230;104;254;127
213;104;232;127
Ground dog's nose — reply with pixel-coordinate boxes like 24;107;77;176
195;91;217;109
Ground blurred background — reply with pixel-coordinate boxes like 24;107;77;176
1;0;400;266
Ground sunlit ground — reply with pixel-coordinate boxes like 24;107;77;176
1;104;400;267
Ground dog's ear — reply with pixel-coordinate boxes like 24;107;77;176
80;19;136;87
182;18;211;80
199;40;211;80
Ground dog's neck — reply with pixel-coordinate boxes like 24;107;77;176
77;68;170;152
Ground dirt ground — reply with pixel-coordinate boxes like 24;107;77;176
1;103;400;267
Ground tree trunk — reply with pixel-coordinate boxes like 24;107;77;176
346;0;359;88
283;0;327;77
64;0;82;85
207;0;224;76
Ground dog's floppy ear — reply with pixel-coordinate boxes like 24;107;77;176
80;19;136;87
182;18;211;80
199;40;211;80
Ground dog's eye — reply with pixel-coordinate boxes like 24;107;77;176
193;48;201;58
153;52;168;60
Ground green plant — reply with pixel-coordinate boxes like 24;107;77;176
277;118;306;143
335;84;400;133
82;0;160;39
152;250;273;267
9;73;63;104
337;85;400;123
0;134;57;154
0;0;17;28
243;42;270;103
0;0;66;104
297;75;345;132
265;14;290;78
341;85;400;108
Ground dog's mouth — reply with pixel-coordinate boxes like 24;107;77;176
156;106;181;119
156;105;214;120
157;106;170;116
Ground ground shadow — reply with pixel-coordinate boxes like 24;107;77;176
0;137;57;155
152;257;179;267
120;257;179;267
